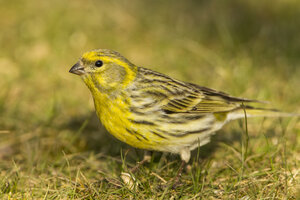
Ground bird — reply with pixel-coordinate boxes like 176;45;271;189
69;49;295;175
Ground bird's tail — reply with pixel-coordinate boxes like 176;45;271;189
228;105;299;121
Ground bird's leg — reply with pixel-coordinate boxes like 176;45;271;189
173;160;186;187
121;151;151;189
130;151;151;173
172;148;190;187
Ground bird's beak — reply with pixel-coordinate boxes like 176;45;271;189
69;62;85;75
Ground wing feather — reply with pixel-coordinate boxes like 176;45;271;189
160;81;263;114
135;67;263;114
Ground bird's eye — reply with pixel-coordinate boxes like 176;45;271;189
95;60;103;67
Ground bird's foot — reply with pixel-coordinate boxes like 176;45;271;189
130;152;151;173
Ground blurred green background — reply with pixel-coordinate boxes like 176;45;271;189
0;0;299;199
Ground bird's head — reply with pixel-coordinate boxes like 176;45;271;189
70;49;137;93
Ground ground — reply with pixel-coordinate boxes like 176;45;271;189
0;0;299;199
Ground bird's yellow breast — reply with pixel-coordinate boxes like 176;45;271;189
92;90;159;150
82;74;172;151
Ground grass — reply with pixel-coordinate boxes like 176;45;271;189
0;0;300;199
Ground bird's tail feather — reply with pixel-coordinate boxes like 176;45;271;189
228;105;299;121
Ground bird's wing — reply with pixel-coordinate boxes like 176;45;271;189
161;81;261;114
136;67;262;114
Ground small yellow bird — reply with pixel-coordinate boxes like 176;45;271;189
69;49;293;165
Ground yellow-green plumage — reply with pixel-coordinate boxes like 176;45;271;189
69;49;294;163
